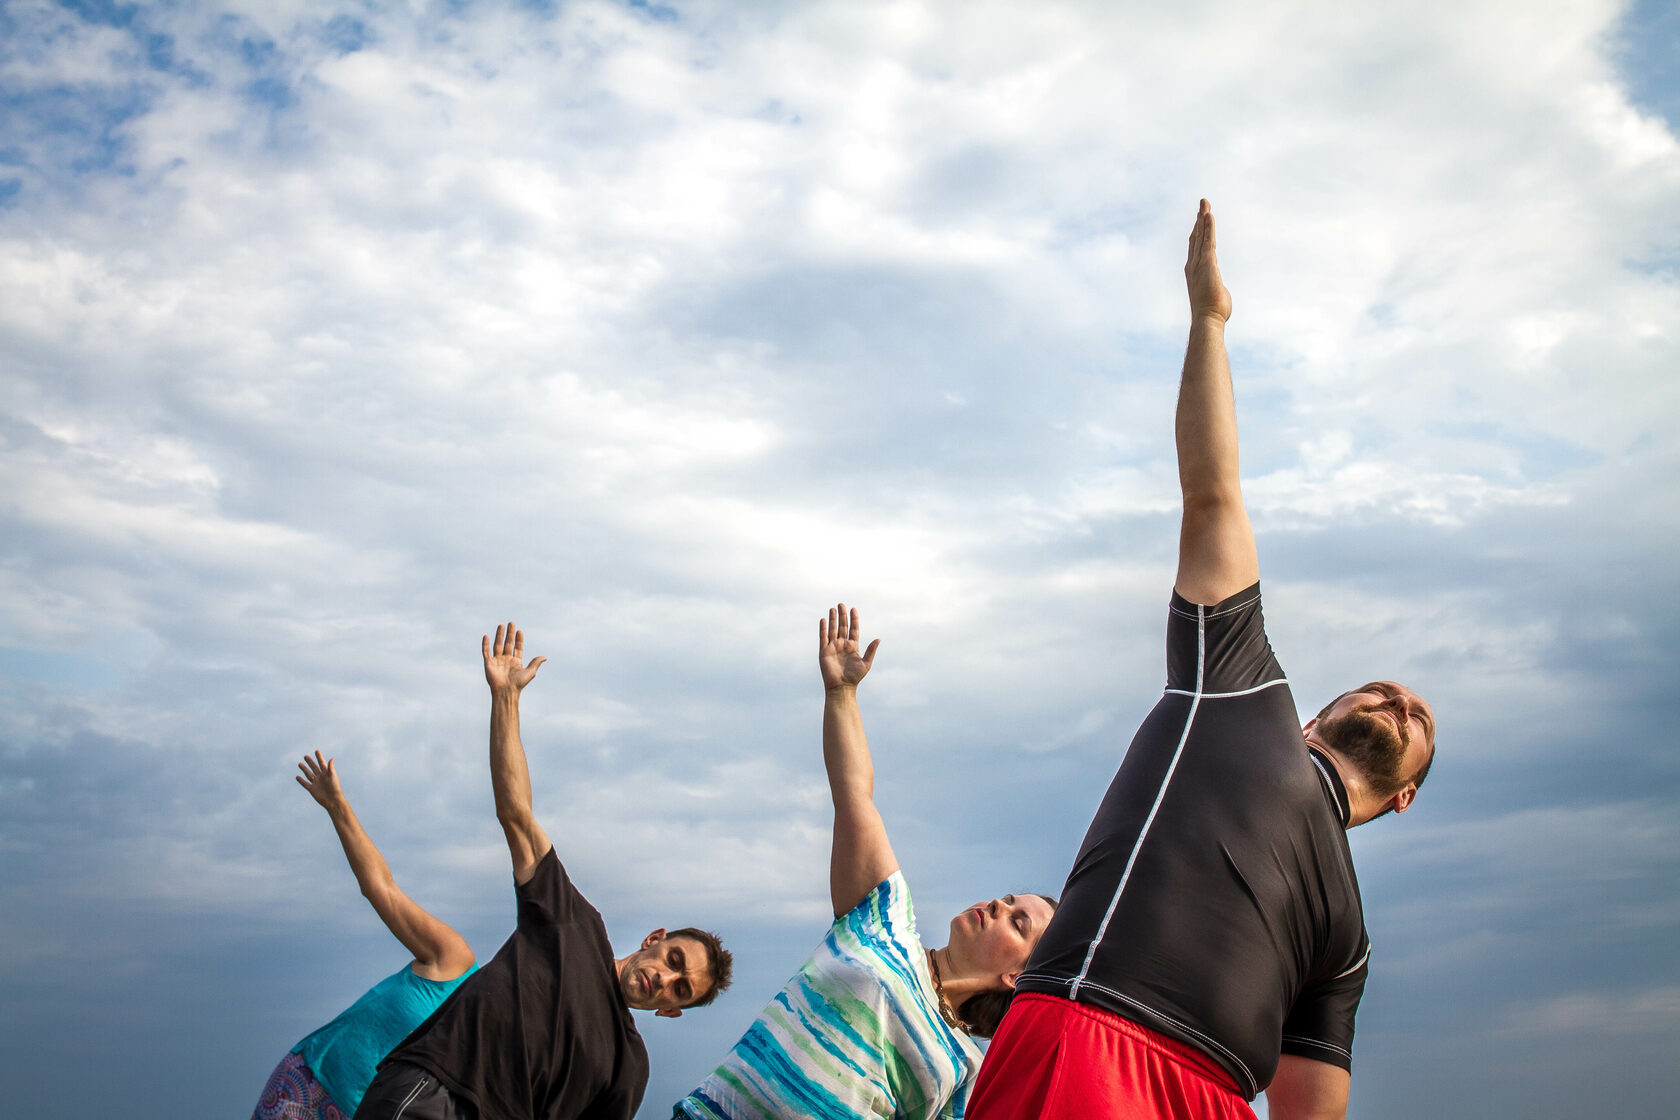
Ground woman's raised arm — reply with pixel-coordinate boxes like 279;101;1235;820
819;604;900;917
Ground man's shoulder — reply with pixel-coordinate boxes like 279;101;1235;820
518;847;609;927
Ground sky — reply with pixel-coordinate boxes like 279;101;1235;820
0;0;1676;1117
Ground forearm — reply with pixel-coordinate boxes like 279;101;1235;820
1175;314;1240;504
823;686;875;808
1173;311;1258;603
489;687;536;824
326;797;397;901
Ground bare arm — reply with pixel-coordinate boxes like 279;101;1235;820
1174;199;1259;606
483;622;551;886
820;604;899;917
296;752;475;981
1265;1055;1350;1120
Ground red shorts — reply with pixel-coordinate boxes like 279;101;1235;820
967;994;1256;1120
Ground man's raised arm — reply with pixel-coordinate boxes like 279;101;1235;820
484;621;551;886
1174;199;1259;606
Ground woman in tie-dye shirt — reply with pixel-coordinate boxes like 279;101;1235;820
676;605;1056;1120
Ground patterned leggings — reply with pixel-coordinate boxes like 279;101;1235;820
253;1051;349;1120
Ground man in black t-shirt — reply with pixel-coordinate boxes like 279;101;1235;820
967;202;1438;1120
356;623;734;1120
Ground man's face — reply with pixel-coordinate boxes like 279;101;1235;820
944;894;1058;985
1313;681;1435;801
618;930;713;1018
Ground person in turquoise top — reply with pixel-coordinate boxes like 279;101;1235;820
251;752;478;1120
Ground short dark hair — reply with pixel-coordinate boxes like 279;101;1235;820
955;894;1058;1038
668;927;733;1008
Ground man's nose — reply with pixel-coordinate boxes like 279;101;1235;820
1387;696;1412;740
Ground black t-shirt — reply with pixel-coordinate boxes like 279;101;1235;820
1016;583;1369;1099
384;848;648;1120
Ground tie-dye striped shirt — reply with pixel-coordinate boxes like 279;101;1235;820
677;872;982;1120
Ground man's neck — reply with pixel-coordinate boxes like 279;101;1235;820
1305;738;1382;829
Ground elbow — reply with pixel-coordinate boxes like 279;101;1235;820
1180;486;1245;516
496;803;540;844
359;873;396;905
496;803;534;832
830;776;875;810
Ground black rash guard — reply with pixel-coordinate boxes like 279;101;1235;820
1015;583;1369;1100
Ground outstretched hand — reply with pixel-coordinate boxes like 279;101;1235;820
1185;198;1232;323
484;621;547;693
296;750;345;810
819;603;880;691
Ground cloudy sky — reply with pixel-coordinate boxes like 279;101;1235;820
2;0;1676;1116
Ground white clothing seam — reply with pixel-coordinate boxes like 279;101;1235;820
1163;679;1289;700
1333;944;1372;980
1074;979;1258;1098
1071;603;1205;1001
1281;1034;1352;1060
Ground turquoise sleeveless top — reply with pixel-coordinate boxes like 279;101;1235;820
294;962;476;1114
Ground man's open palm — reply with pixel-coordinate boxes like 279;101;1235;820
484;622;547;692
819;603;879;690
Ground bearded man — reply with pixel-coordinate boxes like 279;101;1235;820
967;201;1436;1120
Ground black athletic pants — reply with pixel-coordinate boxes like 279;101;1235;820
354;1062;477;1120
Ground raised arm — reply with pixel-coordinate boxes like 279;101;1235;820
296;751;475;981
1174;199;1259;606
1265;1054;1351;1120
484;622;551;886
820;603;898;917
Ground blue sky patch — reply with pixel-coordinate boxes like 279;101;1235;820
320;14;372;55
56;0;139;30
1613;0;1680;128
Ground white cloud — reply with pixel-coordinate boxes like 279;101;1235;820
1;1;1677;1115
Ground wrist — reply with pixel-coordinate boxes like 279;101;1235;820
1191;310;1228;330
824;683;859;697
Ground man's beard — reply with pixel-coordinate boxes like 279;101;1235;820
1317;707;1410;797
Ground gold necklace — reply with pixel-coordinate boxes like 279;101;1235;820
925;948;966;1031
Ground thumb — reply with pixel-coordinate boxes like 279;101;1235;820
527;656;547;673
861;639;881;668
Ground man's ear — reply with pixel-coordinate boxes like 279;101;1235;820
1001;970;1020;991
1302;716;1319;736
1387;784;1418;815
656;1007;683;1019
642;928;667;950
